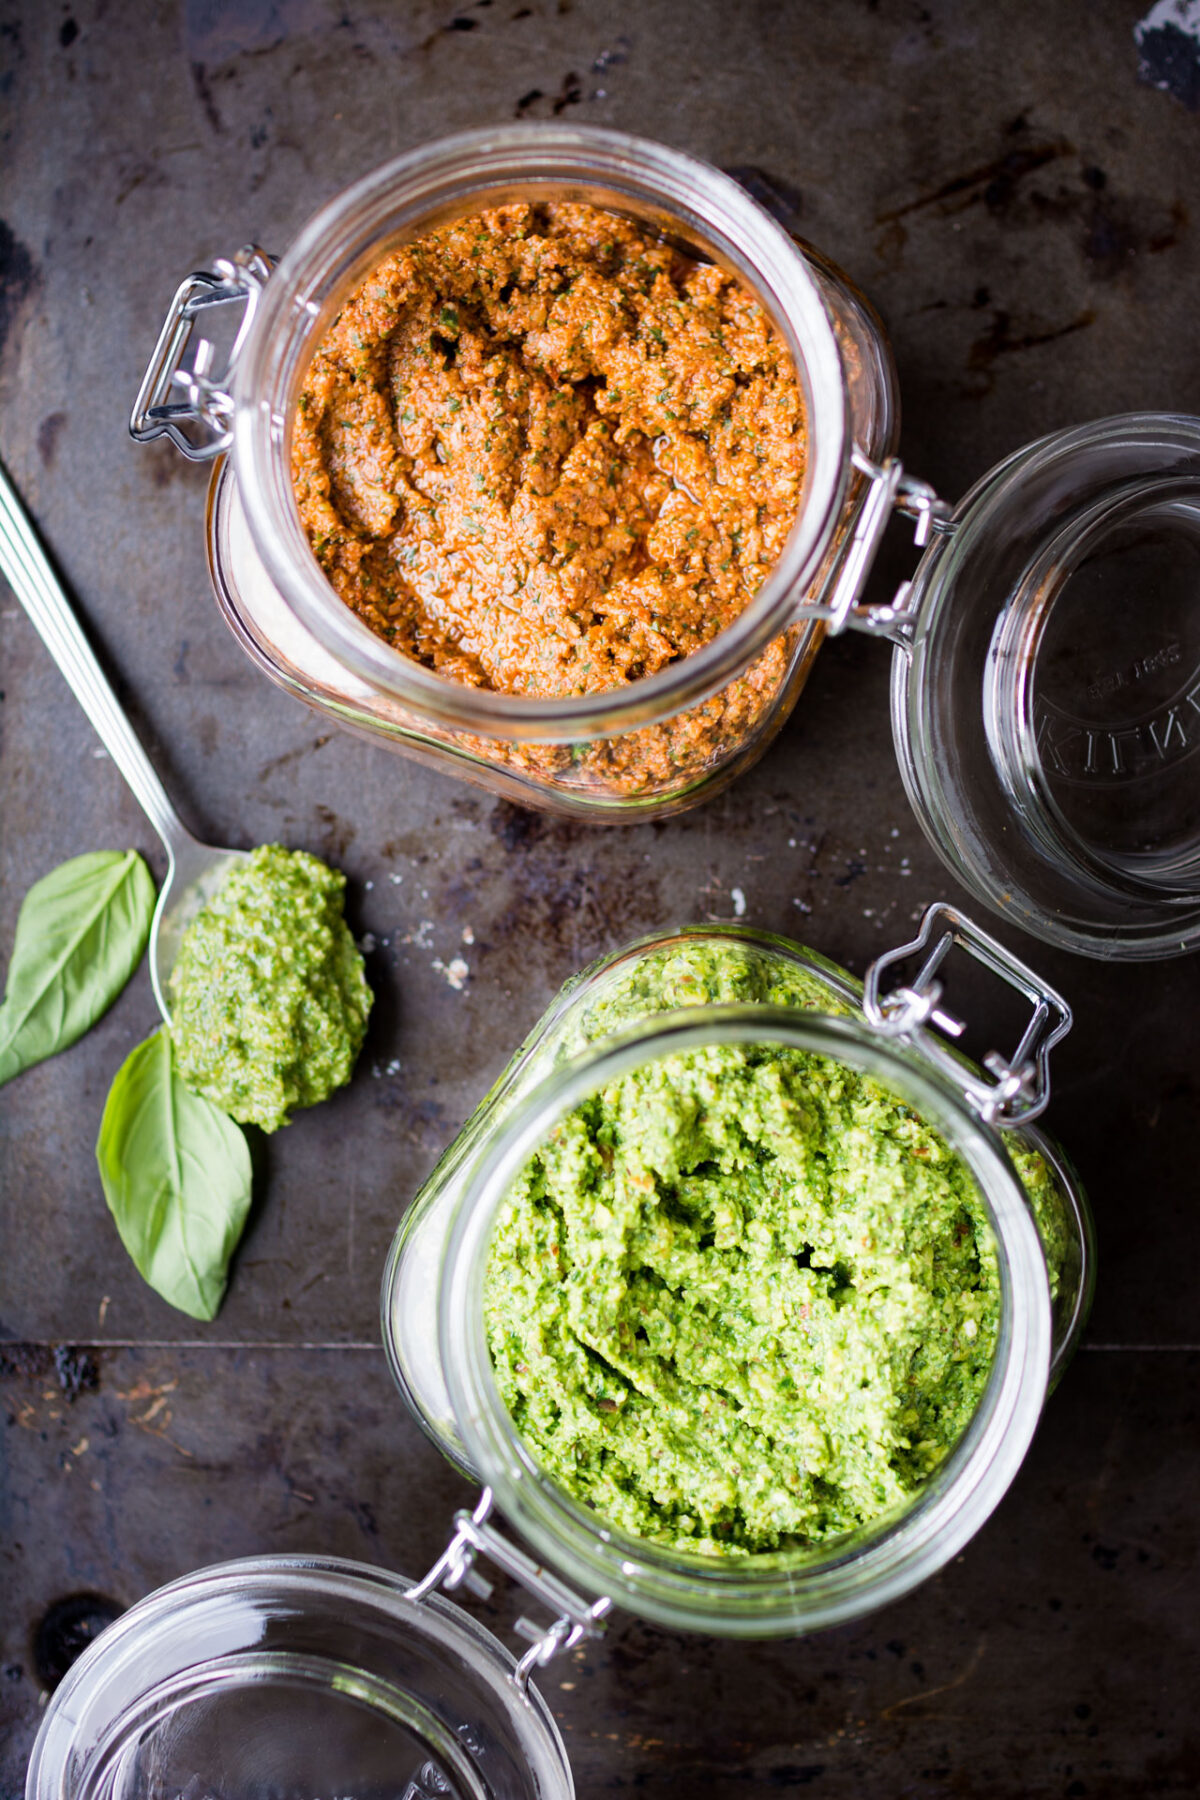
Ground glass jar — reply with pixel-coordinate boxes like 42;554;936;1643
133;129;1200;955
27;910;1094;1798
132;125;901;822
26;1557;573;1800
381;905;1094;1639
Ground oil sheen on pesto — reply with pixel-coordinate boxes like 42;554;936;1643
485;940;1065;1559
168;845;371;1134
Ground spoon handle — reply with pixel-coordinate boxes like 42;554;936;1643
0;461;193;861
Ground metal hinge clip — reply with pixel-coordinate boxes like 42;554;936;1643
806;449;955;643
410;1489;611;1695
129;245;274;462
862;903;1072;1125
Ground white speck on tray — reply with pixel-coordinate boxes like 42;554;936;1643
91;746;109;759
389;871;403;884
793;898;811;913
1135;0;1200;89
787;838;796;848
402;919;435;947
358;932;377;953
364;880;374;890
433;956;470;990
386;1058;401;1076
731;886;747;917
462;925;475;944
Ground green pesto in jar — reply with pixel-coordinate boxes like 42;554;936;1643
169;845;372;1134
485;939;1066;1558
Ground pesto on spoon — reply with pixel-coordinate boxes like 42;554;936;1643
168;843;372;1134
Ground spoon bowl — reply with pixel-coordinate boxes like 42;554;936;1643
150;836;249;1023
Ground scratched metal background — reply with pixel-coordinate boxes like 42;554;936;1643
2;2;1199;1795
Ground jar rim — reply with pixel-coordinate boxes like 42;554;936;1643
230;124;849;743
436;1003;1052;1636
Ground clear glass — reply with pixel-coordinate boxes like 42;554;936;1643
893;413;1200;958
382;926;1092;1637
26;1557;573;1800
205;125;898;820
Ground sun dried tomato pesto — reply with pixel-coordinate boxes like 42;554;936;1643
292;202;806;788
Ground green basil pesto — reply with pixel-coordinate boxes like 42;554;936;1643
485;938;1067;1557
168;845;371;1134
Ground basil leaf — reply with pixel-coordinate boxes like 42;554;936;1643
96;1027;252;1321
0;850;156;1087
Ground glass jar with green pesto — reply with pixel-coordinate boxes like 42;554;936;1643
382;906;1093;1640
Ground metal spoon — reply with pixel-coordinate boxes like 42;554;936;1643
0;461;246;1022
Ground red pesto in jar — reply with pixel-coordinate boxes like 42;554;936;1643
291;202;807;791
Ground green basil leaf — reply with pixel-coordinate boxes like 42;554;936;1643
0;849;156;1087
96;1027;252;1321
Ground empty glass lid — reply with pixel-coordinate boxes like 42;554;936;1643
892;413;1200;959
25;1557;574;1800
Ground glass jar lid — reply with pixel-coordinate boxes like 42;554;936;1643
890;413;1200;958
25;1557;574;1800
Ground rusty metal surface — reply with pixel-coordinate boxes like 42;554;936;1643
1;1;1198;1794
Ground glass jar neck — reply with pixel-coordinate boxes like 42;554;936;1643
436;1006;1051;1637
230;125;849;744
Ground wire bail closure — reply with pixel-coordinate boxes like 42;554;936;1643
803;449;954;643
410;1489;612;1695
862;902;1072;1125
129;245;274;461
